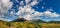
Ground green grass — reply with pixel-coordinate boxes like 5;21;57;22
0;21;60;28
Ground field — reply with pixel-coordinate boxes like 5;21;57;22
39;23;60;28
0;21;60;28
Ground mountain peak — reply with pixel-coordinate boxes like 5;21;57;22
12;18;26;22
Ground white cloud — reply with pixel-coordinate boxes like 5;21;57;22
41;6;44;9
16;0;19;3
25;0;31;4
33;12;43;16
16;0;42;20
0;18;11;21
24;14;32;20
0;0;13;20
25;0;39;6
43;11;60;18
47;8;53;11
1;0;13;9
20;1;24;5
0;0;13;13
16;0;60;20
10;11;14;16
10;9;15;16
30;0;39;6
17;7;60;20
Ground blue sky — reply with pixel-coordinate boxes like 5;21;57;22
0;0;60;21
11;0;60;14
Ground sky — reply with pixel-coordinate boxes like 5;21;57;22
0;0;60;21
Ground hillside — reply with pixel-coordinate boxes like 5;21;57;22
0;18;60;28
12;18;26;22
0;19;40;28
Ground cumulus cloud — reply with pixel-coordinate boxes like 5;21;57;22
0;18;11;21
0;0;13;20
10;11;14;16
41;6;44;9
16;0;19;3
16;0;60;20
47;8;53;11
30;0;39;6
43;11;60;18
16;0;42;20
17;0;46;20
16;6;42;20
20;1;24;5
25;0;31;4
0;0;13;14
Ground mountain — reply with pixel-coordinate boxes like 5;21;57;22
12;18;31;22
0;18;40;28
48;21;60;23
1;18;60;23
12;18;46;23
12;18;26;22
32;19;46;23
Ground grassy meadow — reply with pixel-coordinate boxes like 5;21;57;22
0;21;60;28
